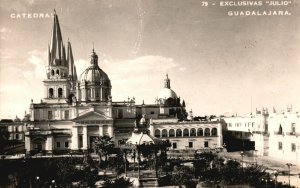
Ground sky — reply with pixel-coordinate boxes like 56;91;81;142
0;0;299;119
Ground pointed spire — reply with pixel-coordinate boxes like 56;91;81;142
67;40;74;79
73;65;77;81
49;11;66;66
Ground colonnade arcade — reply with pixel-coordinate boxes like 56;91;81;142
154;127;218;138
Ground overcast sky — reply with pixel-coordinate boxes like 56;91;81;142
0;0;299;119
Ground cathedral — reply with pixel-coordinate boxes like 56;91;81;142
24;13;222;154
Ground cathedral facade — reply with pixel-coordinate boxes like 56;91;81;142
24;13;222;155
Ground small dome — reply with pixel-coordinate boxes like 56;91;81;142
158;88;177;100
80;66;111;86
139;114;147;125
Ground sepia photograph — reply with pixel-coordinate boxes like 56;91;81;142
0;0;299;187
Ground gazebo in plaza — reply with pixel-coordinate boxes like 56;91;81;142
123;115;162;185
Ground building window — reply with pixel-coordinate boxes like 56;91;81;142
211;128;217;136
56;69;59;75
15;134;19;140
183;129;189;136
162;129;168;137
173;143;177;149
49;88;54;98
197;128;203;136
190;128;196;136
169;129;175;137
48;111;53;120
278;142;282;150
56;142;61;148
65;142;69;148
150;111;155;114
204;128;210;136
65;110;69;120
118;109;123;118
189;142;193;148
51;69;54;76
291;143;296;152
176;129;182;137
58;88;63;98
292;123;296;133
278;125;283;134
79;135;83;148
154;129;160;138
228;123;232;127
204;141;209;148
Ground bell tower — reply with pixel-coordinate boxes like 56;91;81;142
43;11;77;103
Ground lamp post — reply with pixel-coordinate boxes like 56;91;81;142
274;170;278;188
286;163;295;187
51;180;56;188
36;176;40;188
185;146;188;159
261;178;268;188
123;151;127;177
240;151;244;172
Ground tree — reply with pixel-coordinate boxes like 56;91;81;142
171;166;196;188
92;136;115;168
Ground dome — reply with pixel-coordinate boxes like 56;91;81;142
79;49;111;87
158;88;177;100
80;66;111;86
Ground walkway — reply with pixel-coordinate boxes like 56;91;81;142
222;151;300;187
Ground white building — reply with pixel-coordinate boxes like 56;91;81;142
222;107;300;164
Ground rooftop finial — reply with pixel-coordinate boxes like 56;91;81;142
54;8;56;14
166;73;168;79
92;42;94;52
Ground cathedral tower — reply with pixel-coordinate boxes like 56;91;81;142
43;12;77;103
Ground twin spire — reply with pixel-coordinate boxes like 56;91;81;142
48;10;77;81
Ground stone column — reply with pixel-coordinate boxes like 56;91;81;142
25;136;32;153
82;126;88;150
99;125;103;136
108;125;113;137
71;126;79;150
46;135;53;153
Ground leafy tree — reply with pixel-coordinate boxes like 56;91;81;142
171;166;196;188
92;136;115;167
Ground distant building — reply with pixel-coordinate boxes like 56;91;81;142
222;107;300;164
268;108;300;163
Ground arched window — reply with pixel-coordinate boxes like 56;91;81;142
169;129;175;137
211;128;217;136
56;69;60;75
58;88;63;98
278;125;283;134
190;128;196;136
197;128;203;136
162;129;168;137
51;69;54;76
154;129;160;138
204;128;210;136
183;128;189;136
176;129;182;137
49;88;54;98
